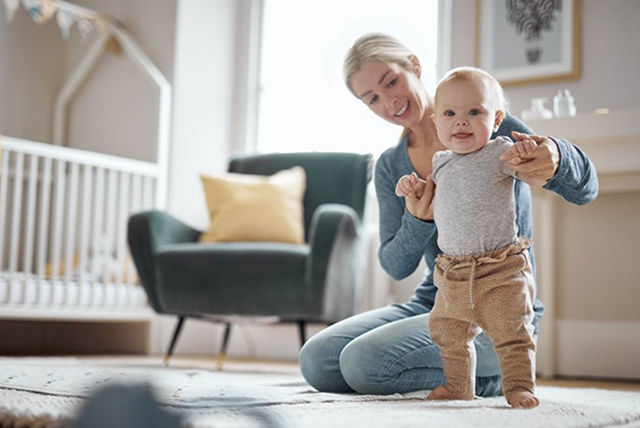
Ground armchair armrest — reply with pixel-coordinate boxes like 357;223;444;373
306;203;362;322
127;209;202;312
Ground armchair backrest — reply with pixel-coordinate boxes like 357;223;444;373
228;152;373;242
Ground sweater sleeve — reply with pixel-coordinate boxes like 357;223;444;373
543;137;599;205
374;152;438;281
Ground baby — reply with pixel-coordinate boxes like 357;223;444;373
396;67;539;408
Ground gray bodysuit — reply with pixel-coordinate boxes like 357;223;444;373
432;136;518;256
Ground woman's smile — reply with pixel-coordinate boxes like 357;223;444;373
394;101;409;117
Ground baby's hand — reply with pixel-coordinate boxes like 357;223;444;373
502;139;538;164
395;172;427;198
395;174;414;197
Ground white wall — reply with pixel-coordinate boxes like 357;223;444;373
449;0;640;118
64;0;177;162
0;7;65;142
167;0;237;229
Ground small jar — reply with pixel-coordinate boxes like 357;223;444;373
522;97;553;120
553;89;577;117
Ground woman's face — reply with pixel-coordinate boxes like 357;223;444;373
349;59;427;128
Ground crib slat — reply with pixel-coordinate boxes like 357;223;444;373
131;174;142;214
36;157;53;278
91;168;105;283
128;174;142;285
78;165;93;280
50;160;66;279
64;162;80;284
0;151;10;271
23;155;39;274
8;152;24;274
104;169;118;284
116;172;130;285
143;176;153;209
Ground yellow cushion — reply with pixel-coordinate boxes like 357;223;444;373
199;166;306;244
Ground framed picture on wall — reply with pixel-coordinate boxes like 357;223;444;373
475;0;581;87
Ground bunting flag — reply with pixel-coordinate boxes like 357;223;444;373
76;16;92;40
3;0;109;39
55;7;71;38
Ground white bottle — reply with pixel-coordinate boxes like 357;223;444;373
553;89;577;117
521;97;553;121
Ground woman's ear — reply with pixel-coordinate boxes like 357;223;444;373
493;110;505;131
410;55;421;78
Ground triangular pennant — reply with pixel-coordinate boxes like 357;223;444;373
56;8;73;38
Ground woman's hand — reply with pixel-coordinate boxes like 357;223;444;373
403;172;435;221
500;131;561;187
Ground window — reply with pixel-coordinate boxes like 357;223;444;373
256;0;440;156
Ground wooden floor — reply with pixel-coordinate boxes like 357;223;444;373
537;377;640;392
70;354;640;393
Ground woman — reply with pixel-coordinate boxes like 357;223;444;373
298;33;598;396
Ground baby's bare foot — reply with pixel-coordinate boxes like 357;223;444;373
427;385;473;401
506;390;539;408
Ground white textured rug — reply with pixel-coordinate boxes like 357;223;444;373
1;357;639;428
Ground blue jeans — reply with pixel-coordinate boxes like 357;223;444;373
299;301;504;396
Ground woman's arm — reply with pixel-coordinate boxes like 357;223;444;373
375;153;437;281
498;113;598;205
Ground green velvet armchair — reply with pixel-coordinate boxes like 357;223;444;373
128;152;372;366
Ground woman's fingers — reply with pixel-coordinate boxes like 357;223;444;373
410;173;426;198
504;134;561;186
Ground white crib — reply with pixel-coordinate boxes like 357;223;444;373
0;136;159;321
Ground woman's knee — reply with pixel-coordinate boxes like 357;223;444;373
339;336;391;394
298;335;326;388
299;332;352;393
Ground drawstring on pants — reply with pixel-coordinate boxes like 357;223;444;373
469;258;477;310
441;263;453;308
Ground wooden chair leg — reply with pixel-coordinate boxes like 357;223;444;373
297;320;306;348
217;323;232;370
163;316;185;366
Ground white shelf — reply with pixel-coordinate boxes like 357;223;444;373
526;109;640;175
0;306;154;322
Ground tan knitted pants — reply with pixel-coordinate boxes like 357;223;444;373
429;237;536;399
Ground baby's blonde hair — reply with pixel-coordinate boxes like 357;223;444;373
435;66;506;112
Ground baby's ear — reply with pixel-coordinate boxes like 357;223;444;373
493;110;505;132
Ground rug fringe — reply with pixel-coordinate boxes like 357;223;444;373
0;411;70;428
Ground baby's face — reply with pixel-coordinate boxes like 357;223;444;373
432;79;501;155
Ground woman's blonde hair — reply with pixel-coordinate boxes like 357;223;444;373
343;32;415;97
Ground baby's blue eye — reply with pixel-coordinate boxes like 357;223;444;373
387;78;397;88
469;108;481;116
369;95;378;105
444;110;455;117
